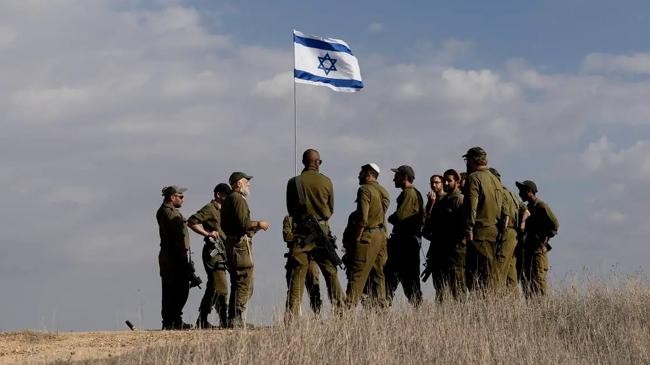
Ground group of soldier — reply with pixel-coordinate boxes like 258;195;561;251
155;146;559;330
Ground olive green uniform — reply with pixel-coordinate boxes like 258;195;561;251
345;181;390;308
220;191;255;326
427;190;466;301
495;188;521;290
385;187;424;306
187;201;228;327
464;169;504;290
519;199;559;297
156;202;191;329
285;169;343;318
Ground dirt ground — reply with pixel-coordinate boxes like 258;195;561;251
0;329;211;364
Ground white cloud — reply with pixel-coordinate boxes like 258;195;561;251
580;137;650;182
583;53;650;75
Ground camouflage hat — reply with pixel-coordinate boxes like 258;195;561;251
390;165;415;179
162;185;187;196
213;183;232;194
516;180;538;193
462;146;487;159
229;171;253;185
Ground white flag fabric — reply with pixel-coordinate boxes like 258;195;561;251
293;30;364;92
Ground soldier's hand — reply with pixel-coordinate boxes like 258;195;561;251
465;231;473;242
427;191;436;204
257;220;270;231
207;231;219;239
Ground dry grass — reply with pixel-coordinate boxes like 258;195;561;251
78;277;650;365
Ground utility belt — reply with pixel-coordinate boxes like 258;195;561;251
364;224;384;233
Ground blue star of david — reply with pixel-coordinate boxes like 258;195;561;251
317;53;337;76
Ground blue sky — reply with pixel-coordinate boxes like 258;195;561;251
1;0;649;331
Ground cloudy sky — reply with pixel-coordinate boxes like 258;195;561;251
1;0;649;331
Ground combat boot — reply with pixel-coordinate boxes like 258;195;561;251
196;311;218;330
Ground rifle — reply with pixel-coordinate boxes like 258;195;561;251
301;215;344;268
421;259;433;282
187;247;203;289
205;236;228;270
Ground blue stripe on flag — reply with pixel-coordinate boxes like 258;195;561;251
293;34;353;55
294;70;363;89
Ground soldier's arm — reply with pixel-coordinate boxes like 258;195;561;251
286;178;299;217
464;176;479;238
165;211;189;261
188;205;217;239
327;178;334;215
543;203;559;236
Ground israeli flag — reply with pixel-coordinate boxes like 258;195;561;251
293;30;364;92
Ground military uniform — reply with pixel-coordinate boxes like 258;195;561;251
188;200;228;327
156;201;191;329
464;169;504;290
428;190;466;301
385;186;424;306
221;191;255;326
285;169;343;318
345;181;390;308
519;199;559;296
495;187;522;290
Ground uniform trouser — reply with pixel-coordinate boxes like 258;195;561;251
346;231;388;308
433;242;467;301
160;271;190;328
285;247;343;318
466;226;499;291
225;236;254;326
199;257;228;327
520;245;548;297
384;236;422;306
495;228;518;291
305;261;322;313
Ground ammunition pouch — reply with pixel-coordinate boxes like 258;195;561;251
282;215;295;243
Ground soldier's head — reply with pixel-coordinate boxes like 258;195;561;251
162;185;187;208
359;163;380;185
213;183;232;203
443;169;460;194
391;165;415;188
302;149;322;170
516;180;538;203
463;146;488;173
429;174;443;195
229;172;253;197
459;172;468;190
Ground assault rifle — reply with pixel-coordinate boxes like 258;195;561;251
302;215;344;268
187;247;202;289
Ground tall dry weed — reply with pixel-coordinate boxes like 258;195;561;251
88;279;650;365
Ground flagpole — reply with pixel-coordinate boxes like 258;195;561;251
293;31;298;176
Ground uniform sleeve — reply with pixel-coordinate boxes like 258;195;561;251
453;194;464;211
286;178;299;217
356;187;371;227
165;210;189;260
391;190;419;224
327;178;334;215
187;204;209;226
542;203;559;236
465;175;480;234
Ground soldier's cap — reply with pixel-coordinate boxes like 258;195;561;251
516;180;538;193
229;171;253;185
162;185;187;196
462;146;487;159
362;162;381;174
488;167;501;178
390;165;415;179
213;183;232;195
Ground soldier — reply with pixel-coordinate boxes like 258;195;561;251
425;175;445;221
423;169;466;301
516;180;559;297
221;172;270;328
188;183;232;329
284;149;344;320
488;168;523;291
345;163;390;308
385;165;424;306
463;147;504;291
156;185;194;330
